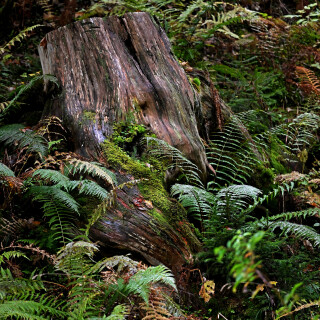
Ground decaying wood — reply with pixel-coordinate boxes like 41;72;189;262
90;172;200;278
38;12;208;178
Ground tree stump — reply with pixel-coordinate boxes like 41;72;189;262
38;12;208;178
38;12;207;277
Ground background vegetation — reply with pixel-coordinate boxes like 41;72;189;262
0;0;320;319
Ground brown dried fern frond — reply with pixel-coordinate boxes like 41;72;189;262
296;66;320;96
141;287;173;320
0;218;28;243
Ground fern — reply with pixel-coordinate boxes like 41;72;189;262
27;186;79;245
0;250;29;266
0;299;66;320
106;305;129;320
0;268;45;300
268;221;320;248
171;183;215;221
207;117;258;188
32;169;70;188
0;75;59;121
67;159;116;187
0;25;43;54
0;124;48;158
128;265;176;304
145;137;203;187
215;184;262;217
141;288;172;319
0;162;15;178
296;66;320;96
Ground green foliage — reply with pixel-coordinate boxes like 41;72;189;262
207;116;259;188
0;75;59;123
0;162;15;178
215;230;265;293
0;25;43;55
145;137;203;187
0;124;48;158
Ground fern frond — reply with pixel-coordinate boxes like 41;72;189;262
0;162;15;177
142;288;172;319
145;137;203;187
28;185;79;213
0;75;59;121
0;299;66;320
67;159;115;187
0;218;28;243
276;299;320;319
0;25;43;54
268;208;320;221
66;179;110;200
0;250;29;266
171;183;215;219
296;66;320;96
216;184;262;216
0;268;44;300
128;265;176;304
28;186;79;245
207;117;258;188
0;124;48;158
106;305;129;320
32;169;70;188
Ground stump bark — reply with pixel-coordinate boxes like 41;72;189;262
38;12;208;178
38;12;207;276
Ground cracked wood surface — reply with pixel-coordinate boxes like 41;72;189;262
38;12;208;178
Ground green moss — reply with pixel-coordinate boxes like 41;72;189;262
253;163;275;192
270;140;288;174
102;140;185;220
83;111;96;123
102;140;202;251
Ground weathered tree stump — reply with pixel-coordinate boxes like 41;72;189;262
38;12;208;177
38;12;207;277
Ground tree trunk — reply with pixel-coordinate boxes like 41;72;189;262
38;12;208;179
38;12;206;278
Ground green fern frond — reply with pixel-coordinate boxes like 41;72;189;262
215;184;262;218
67;159;115;187
0;162;15;178
66;180;110;200
0;268;44;300
0;250;29;266
0;25;43;54
171;183;215;219
128;265;176;304
0;299;66;320
0;124;48;158
28;186;79;213
268;208;320;221
27;186;79;245
0;75;59;121
145;137;203;187
268;221;320;248
32;169;70;188
207;117;258;188
106;305;129;320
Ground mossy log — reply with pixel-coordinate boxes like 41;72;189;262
90;172;200;278
38;12;208;178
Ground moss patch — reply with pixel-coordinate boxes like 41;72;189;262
102;140;186;222
102;140;201;251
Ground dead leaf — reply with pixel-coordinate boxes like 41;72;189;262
199;280;215;303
